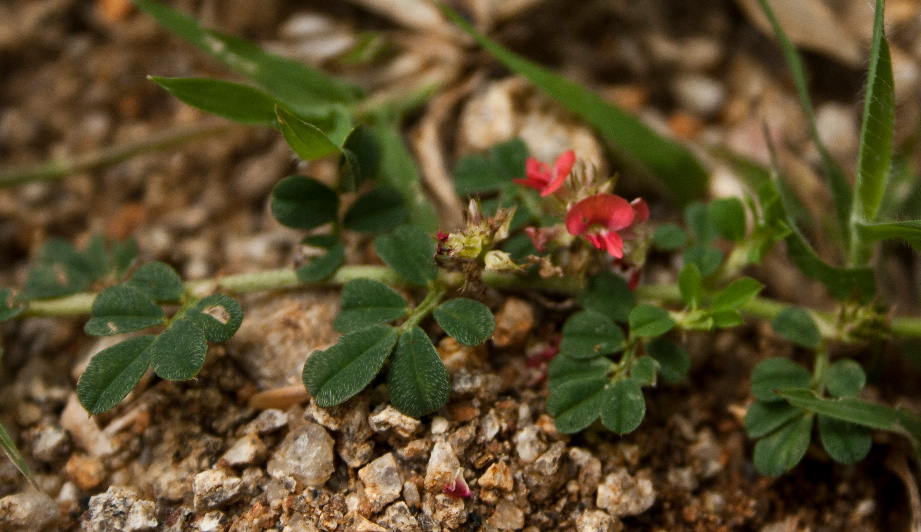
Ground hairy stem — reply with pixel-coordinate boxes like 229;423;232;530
0;120;239;187
14;266;921;340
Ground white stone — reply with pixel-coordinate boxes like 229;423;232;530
193;470;242;510
267;422;335;487
220;432;267;467
0;488;59;532
596;471;656;518
358;453;403;513
424;441;460;492
84;486;157;532
368;405;421;438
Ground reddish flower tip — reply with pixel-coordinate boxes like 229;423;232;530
566;194;638;259
513;150;576;196
442;471;473;499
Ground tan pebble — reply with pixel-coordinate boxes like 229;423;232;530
97;0;134;23
478;462;514;492
65;454;106;490
447;402;479;423
491;298;534;348
668;111;704;140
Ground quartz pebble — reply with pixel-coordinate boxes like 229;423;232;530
60;394;114;457
267;422;335;487
243;409;288;435
377;501;421;531
196;510;228;532
0;489;59;532
488;499;525;530
193;470;242;510
424;493;466;529
576;509;619;532
83;486;158;532
424;441;460;492
358;453;403;513
220;432;267;467
478;461;514;492
514;426;544;464
28;425;69;462
368;405;422;438
596;471;656;518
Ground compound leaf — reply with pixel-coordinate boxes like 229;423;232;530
77;335;156;415
387;326;450;417
433;298;495;346
303;325;398;407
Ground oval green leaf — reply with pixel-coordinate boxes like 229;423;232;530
753;414;813;476
711;278;762;311
149;320;208;380
560;310;625;359
652;224;687;251
270;175;339;230
818;415;872;465
85;285;164;337
547;378;607;434
630;357;659;387
707;197;747;242
333;278;408;333
339;125;380;192
343;187;408;234
644;337;690;384
628;305;675;338
678;262;702;308
825;359;866;398
303;325;399;407
579;272;635;323
373;225;437;286
149;77;278;126
750;358;812;402
276;105;341;161
771;307;821;349
433;298;495;346
600;379;646;434
744;400;802;439
297;242;345;283
683;244;723;277
387;327;450;417
182;294;244;343
547;355;612;392
77;335;156;415
126;262;183;302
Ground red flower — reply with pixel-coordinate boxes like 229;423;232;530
442;470;473;499
565;194;647;259
513;151;576;197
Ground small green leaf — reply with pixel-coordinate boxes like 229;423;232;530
303;325;399;407
339;125;380;192
547;355;612;392
711;278;763;311
453;138;528;196
630;357;659;386
270;176;339;230
373;225;437;286
77;335;156;415
771;307;821;349
22;239;101;299
818;415;872;464
433;298;495;346
684;202;718;244
683;245;723;277
0;288;24;321
276;105;341;161
547;378;607;434
343;187;408;234
652;224;687;251
126;262;183;302
0;422;36;488
707;197;747;242
645;337;690;384
440;5;708;205
296;243;345;283
853;0;895;224
149;320;208;380
678;262;702;308
111;238;138;276
579;272;636;323
745;400;803;438
560;311;625;359
600;379;646;434
387;326;450;417
750;358;812;402
182;294;244;343
149;77;278;126
85;285;165;336
628;305;675;338
334;278;408;333
753;414;813;476
825;359;866;398
710;309;744;328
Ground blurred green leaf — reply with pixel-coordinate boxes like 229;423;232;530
339;125;380;192
85;285;164;336
547;377;607;434
387;326;450;417
682;245;723;277
601;379;645;434
630;356;659;386
628;305;675;337
560;310;626;360
711;309;744;328
126;262;183;302
343;187;408;234
771;307;822;349
276;105;341;161
296;242;345;283
270;176;339;230
753;414;812;476
0;422;36;488
678;262;702;309
334;278;408;333
783;229;875;302
440;5;707;205
684;202;718;245
0;288;24;321
825;359;866;398
149;77;278;126
652;224;687;251
750;358;811;402
645;337;689;384
547;355;612;392
77;335;155;415
181;294;244;343
707;197;747;242
711;278;763;311
303;325;398;407
818;415;872;464
373;225;437;286
579;272;636;323
453;138;529;196
745;400;802;438
855;220;921;250
149;320;207;380
433;298;495;346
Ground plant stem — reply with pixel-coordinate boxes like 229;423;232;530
14;266;921;341
401;286;446;331
0;120;238;187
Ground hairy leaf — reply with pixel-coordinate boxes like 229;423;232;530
343;187;408;234
818;415;872;464
753;414;813;476
270;176;339;230
303;325;398;407
856;220;921;250
750;358;812;402
85;285;164;336
334;278;408;333
645;337;690;384
181;294;244;343
77;335;156;415
601;379;646;434
126;262;183;302
547;377;607;434
296;242;345;283
825;359;865;398
630;357;659;386
547;355;613;392
745;400;803;439
373;225;437;286
433;298;495;346
387;327;450;417
149;320;208;380
339;125;380;192
579;272;636;323
560;310;625;359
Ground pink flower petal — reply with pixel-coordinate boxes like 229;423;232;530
443;474;473;499
630;198;649;224
565;194;634;235
599;231;625;258
540;150;576;197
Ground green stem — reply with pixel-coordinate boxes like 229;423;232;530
0;120;238;187
14;266;921;341
811;343;830;393
401;285;446;331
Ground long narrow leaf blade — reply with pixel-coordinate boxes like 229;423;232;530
756;0;852;246
853;0;895;223
133;0;364;112
856;220;921;250
0;422;37;488
439;5;707;205
149;77;278;126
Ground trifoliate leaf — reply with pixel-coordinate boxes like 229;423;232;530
433;298;495;346
652;224;687;251
387;326;450;417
